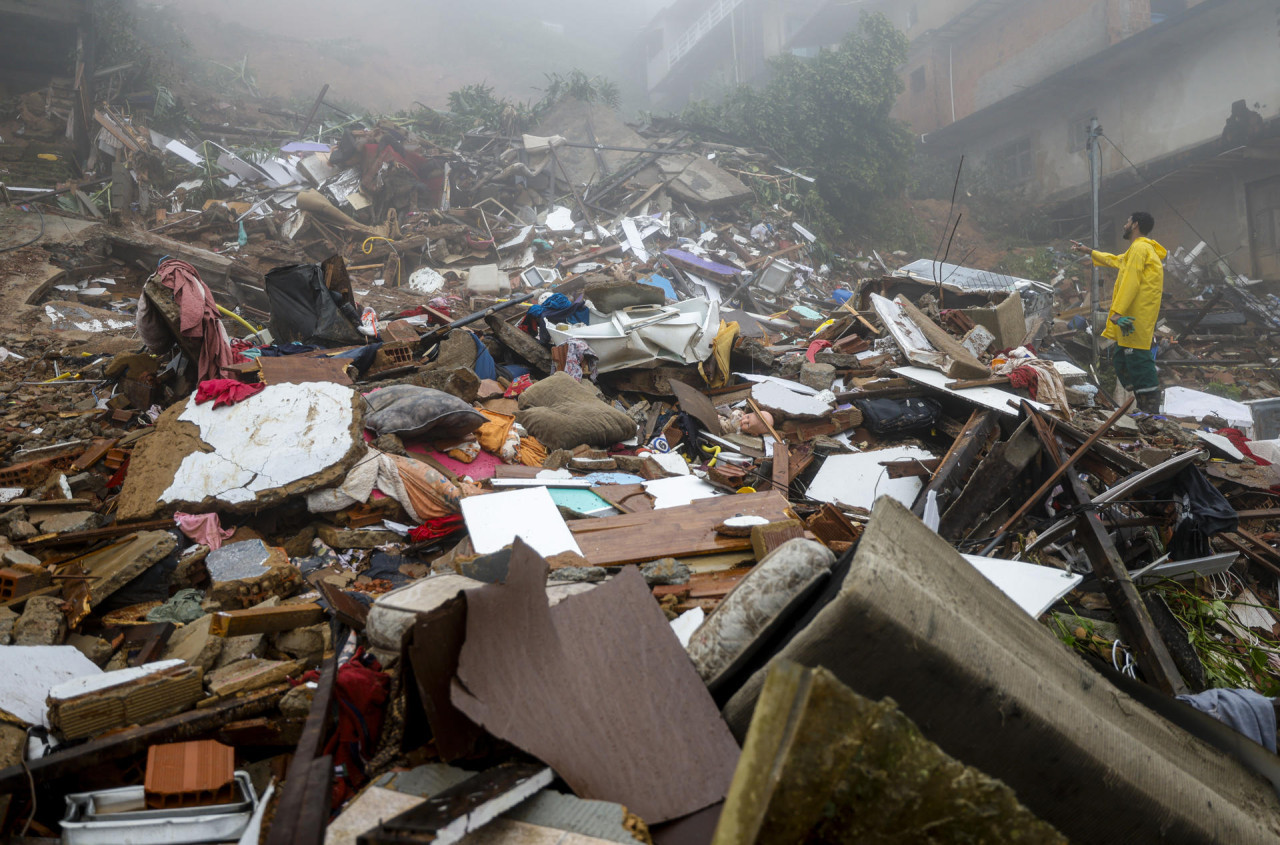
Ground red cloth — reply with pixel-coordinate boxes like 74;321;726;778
156;260;247;381
504;374;533;397
1006;366;1040;400
805;340;832;364
194;379;265;408
408;513;465;543
311;649;390;807
1218;428;1270;466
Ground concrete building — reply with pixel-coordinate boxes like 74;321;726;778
908;0;1280;281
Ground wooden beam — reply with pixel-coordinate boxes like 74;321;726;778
210;603;326;637
1028;406;1187;696
937;420;1041;542
911;409;998;517
266;654;336;845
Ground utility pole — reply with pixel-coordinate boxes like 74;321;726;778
1087;118;1103;367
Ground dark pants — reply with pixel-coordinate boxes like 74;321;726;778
1112;344;1161;410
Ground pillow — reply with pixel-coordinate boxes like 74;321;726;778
364;385;486;442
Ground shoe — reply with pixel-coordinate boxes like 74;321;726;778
1136;391;1161;414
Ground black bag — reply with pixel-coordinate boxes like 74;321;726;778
264;263;363;347
853;397;942;435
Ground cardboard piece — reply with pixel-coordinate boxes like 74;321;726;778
451;539;740;823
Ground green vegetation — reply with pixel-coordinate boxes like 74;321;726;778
681;13;912;236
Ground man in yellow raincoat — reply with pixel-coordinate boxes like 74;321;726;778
1073;212;1167;413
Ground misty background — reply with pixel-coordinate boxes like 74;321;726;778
150;0;677;112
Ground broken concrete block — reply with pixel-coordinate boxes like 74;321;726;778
34;510;104;534
548;566;607;583
205;539;278;582
721;497;1280;842
207;564;302;611
67;633;116;666
2;548;41;567
205;658;300;698
279;683;314;719
799;363;836;392
0;606;16;645
61;530;178;612
117;382;366;521
0;723;26;770
273;623;329;666
13;595;67;645
316;523;402;550
162;614;223;673
367;573;486;651
713;661;1066;844
213;632;265;669
639;558;691;586
6;520;37;541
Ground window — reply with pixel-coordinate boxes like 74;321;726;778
992;137;1034;186
911;66;927;94
1069;113;1097;153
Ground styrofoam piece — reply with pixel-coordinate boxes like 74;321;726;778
1163;386;1253;431
649;451;691;476
806;447;935;510
466;264;509;295
961;555;1083;618
1195;430;1245;461
545;206;575;232
671;607;706;649
1248;438;1280;465
460;487;582;558
162;383;358;508
0;646;100;727
893;366;1048;416
733;373;819;396
408;266;446;294
750;380;833;419
642;476;720;509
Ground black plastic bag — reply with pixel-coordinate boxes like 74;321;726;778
853;397;942;435
264;263;363;347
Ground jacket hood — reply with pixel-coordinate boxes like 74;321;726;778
1136;236;1167;260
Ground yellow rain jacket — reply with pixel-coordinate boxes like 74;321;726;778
1091;236;1167;350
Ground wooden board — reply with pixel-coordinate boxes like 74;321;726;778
567;491;793;566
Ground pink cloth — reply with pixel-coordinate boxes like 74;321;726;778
157;259;247;381
806;340;832;364
174;512;234;550
195;379;265;408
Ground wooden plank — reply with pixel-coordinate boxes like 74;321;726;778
1220;534;1280;580
592;483;653;514
266;654;336;845
771;441;790;493
209;603;326;637
1028;406;1187;696
567;491;792;567
751;520;806;560
938;419;1041;541
20;519;174;549
911;409;998;517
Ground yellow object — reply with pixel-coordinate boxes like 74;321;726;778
701;320;741;389
37;153;59;161
1090;237;1167;350
215;304;263;338
811;318;836;338
361;237;402;287
736;486;756;494
701;444;721;468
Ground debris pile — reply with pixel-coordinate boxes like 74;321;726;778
3;75;1280;845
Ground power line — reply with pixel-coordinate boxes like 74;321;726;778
1099;131;1242;281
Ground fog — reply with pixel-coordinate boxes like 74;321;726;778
151;0;678;111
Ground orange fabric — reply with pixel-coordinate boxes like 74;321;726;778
385;453;460;520
477;409;516;453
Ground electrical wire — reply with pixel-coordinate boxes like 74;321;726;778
1098;132;1243;280
1;202;46;253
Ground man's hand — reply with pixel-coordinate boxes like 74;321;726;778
1071;240;1091;255
1113;315;1136;336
